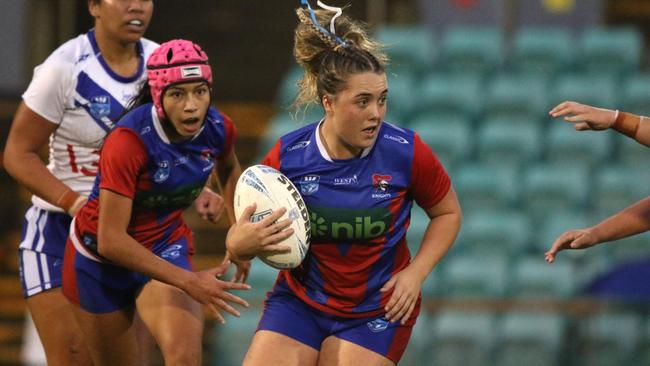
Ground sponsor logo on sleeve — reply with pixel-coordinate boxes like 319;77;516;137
286;141;311;152
383;134;409;144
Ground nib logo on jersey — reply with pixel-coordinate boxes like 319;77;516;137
372;174;392;199
308;206;391;242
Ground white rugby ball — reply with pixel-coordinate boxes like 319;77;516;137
233;165;311;269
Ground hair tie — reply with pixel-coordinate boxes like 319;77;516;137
300;0;348;48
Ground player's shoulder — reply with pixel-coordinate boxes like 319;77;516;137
140;38;159;58
116;103;153;130
377;121;416;146
39;33;93;71
280;121;319;149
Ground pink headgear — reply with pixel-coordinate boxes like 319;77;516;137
146;39;213;119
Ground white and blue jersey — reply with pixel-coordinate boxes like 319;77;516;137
18;30;157;297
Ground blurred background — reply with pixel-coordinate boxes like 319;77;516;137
2;0;650;365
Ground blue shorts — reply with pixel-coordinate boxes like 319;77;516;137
62;233;193;314
18;206;72;297
257;280;418;364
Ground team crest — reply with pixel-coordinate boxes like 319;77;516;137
372;174;392;199
367;318;390;333
153;160;171;183
89;95;111;120
299;175;320;196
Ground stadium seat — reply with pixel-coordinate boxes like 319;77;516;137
401;312;433;365
428;311;496;366
385;71;417;124
439;25;504;78
256;113;311;160
578;27;643;78
621;73;650;117
616;132;650;167
376;25;436;77
494;313;565;366
551;74;618;110
246;259;280;303
510;26;574;78
455;209;531;257
211;310;261;366
633;317;650;366
440;254;509;298
275;66;303;110
576;312;643;366
545;121;614;168
413;73;482;123
483;74;548;121
510;256;575;298
410;115;472;169
533;210;590;253
521;163;591;220
406;206;429;254
593;166;650;218
454;162;519;211
476;116;542;166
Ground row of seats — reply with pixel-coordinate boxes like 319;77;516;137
375;25;643;80
403;309;650;366
276;69;650;129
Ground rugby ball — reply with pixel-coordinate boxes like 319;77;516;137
233;165;311;269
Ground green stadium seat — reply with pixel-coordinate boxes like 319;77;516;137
440;25;504;78
476;117;542;166
406;206;429;254
616;133;650;167
621;73;650;117
410;115;471;169
521;163;590;219
454;163;519;211
510;27;574;78
413;73;482;122
385;71;416;123
211;310;261;366
401;312;433;365
376;25;436;77
510;256;575;298
533;210;590;253
551;75;618;110
275;66;303;110
494;313;565;366
545;122;614;168
456;209;530;257
483;74;548;121
246;259;280;302
576;312;643;366
593;166;650;218
441;254;509;298
634;317;650;366
428;311;496;366
579;27;643;78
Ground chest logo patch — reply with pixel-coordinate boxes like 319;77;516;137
372;174;392;199
299;175;320;196
153;160;171;183
89;95;111;120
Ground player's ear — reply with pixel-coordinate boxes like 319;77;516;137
88;0;100;18
322;94;334;114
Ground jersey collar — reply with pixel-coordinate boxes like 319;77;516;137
315;119;375;162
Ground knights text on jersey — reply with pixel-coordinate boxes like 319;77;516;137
21;30;158;211
262;121;450;317
72;104;235;261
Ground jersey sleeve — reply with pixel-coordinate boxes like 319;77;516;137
98;128;148;199
217;113;237;160
22;60;73;124
410;133;451;209
261;139;282;169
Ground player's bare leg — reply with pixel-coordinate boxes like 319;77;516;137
243;330;319;366
318;336;394;366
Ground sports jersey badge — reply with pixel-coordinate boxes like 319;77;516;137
372;174;392;199
153;160;171;183
367;318;390;333
299;175;320;196
89;95;111;120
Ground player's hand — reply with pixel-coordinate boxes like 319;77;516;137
225;203;293;260
380;266;424;325
194;187;224;223
222;251;251;283
549;101;617;131
183;261;251;324
545;228;599;263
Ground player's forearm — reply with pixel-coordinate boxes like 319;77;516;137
4;150;79;208
409;212;461;280
590;196;650;244
98;231;193;289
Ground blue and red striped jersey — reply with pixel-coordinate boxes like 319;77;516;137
74;103;235;259
263;121;450;318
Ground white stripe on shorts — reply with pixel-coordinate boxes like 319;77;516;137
21;250;43;297
39;253;51;291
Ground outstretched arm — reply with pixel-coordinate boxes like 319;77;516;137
549;101;650;146
545;196;650;263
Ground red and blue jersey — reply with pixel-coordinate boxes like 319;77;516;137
262;121;450;318
72;103;235;261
